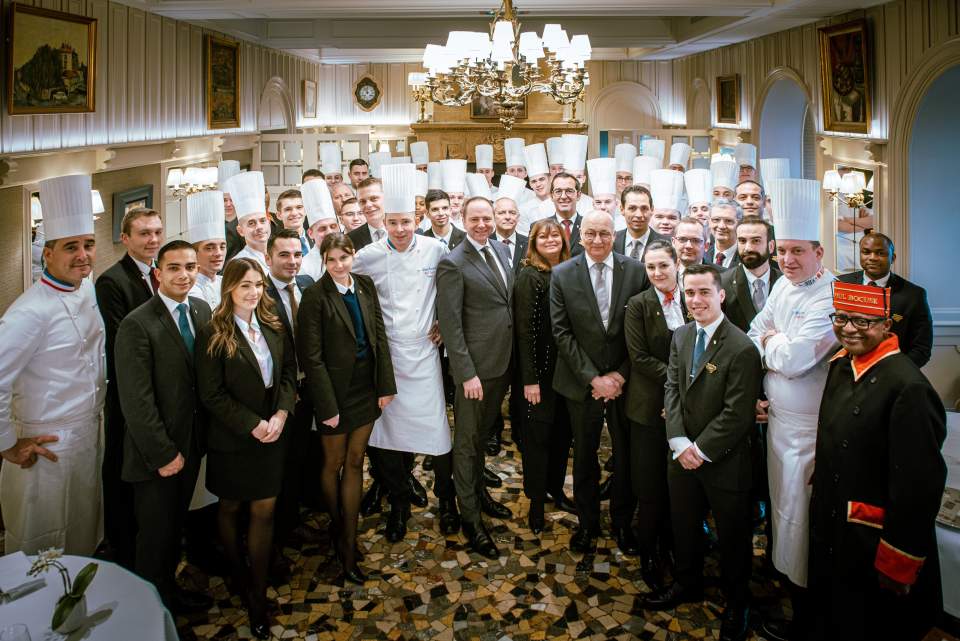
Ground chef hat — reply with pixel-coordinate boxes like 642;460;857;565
587;157;617;196
218;160;242;189
465;173;492;200
475;144;494;170
641;139;665;165
546;137;564;166
650;169;684;211
383;163;418;213
39;174;95;241
684;169;713;206
427;161;443;189
301;178;337;227
319;143;342;177
614;143;637;173
711;159;738;191
759;158;790;185
711;152;735;164
669;142;692;169
410;141;430;166
187;190;226;243
415;170;429;198
561;134;589;172
368;151;392;178
496;174;526;203
226;171;266;221
832;281;891;318
632;156;660;186
395;156;411;165
767;178;822;241
524;143;549;177
441;159;467;193
734;143;757;168
504;138;526;168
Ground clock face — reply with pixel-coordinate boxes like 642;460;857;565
355;77;381;111
359;85;377;101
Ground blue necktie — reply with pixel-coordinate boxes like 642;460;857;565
691;328;706;377
300;235;309;256
176;303;194;355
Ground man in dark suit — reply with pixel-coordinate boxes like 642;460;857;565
721;215;781;333
836;232;932;367
420;189;467;250
492;195;529;274
549;173;583;256
550;211;649;554
115;240;213;614
641;264;761;641
347;177;388;251
704;200;742;271
437;196;515;559
614;185;668;259
673;217;710;281
95;207;164;568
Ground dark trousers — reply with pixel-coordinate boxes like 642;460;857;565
521;400;572;504
103;406;137;568
275;390;316;545
566;396;635;532
132;454;201;603
376;448;455;509
452;373;510;526
629;421;671;554
668;464;752;608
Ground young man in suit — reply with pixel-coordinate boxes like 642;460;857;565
546;173;584;256
421;189;466;250
705;200;742;270
550;211;649;555
95;206;164;568
673;217;710;282
348;177;388;250
115;240;213;614
642;264;761;641
835;232;932;367
614;185;668;259
436;196;515;559
721;216;780;333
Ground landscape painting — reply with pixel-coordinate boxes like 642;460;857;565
206;35;240;129
7;4;97;115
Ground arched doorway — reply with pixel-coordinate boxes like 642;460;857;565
757;76;810;179
588;81;662;157
688;79;711;130
257;77;296;134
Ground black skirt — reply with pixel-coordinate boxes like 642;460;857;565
206;418;288;501
319;354;380;437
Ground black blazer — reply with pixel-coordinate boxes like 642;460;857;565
664;318;762;491
624;286;688;426
514;265;559;422
549;252;648;400
225;218;244;263
195;316;298;453
296;272;397;422
705;244;741;271
491;233;529;274
613;228;669;258
721;264;782;333
561;213;583;257
265;274;316;339
116;295;212;483
421;225;466;250
836;271;933;367
347;223;376;251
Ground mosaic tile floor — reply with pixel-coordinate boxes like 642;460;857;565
174;420;793;641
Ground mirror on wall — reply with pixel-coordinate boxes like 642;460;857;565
824;164;875;273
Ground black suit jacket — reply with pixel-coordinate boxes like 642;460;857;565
265;274;316;339
421;225;466;250
836;271;933;367
296;272;397;422
721;264;782;333
491;233;528;274
549;252;649;400
347;223;377;251
116;295;212;482
705;244;741;271
664;318;762;491
613;228;669;258
225;218;244;263
560;213;584;257
195;316;298;454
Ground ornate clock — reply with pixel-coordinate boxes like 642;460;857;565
354;75;382;112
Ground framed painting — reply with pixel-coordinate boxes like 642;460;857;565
303;79;317;118
819;19;872;134
715;74;740;124
206;35;240;129
112;185;153;243
471;95;527;120
7;4;97;115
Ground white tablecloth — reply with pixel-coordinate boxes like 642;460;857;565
937;410;960;617
0;553;177;641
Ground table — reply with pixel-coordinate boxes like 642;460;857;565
0;553;177;641
937;410;960;618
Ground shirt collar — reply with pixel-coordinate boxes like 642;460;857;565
626;227;651;245
864;272;891;287
131;255;153;275
793;267;825;288
496;232;517;245
695;314;724;343
269;273;295;292
829;334;901;382
158;291;189;315
234;313;262;335
466;234;490;253
585;252;615;272
387;235;416;252
333;275;355;295
655;284;680;305
40;269;77;292
742;264;770;287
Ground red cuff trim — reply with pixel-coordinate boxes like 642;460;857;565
875;538;924;586
847;501;885;529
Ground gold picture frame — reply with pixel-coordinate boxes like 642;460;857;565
471;95;528;120
7;3;97;115
206;35;240;130
715;74;740;125
818;19;872;134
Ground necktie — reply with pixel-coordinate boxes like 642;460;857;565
300;235;309;256
663;289;674;305
562;219;572;241
149;266;160;295
715;251;725;266
630;239;642;260
594;262;609;328
286;282;299;331
439;237;448;247
374;228;385;242
691;327;706;377
867;280;878;287
176;303;194;355
481;246;506;294
501;238;513;261
752;279;766;311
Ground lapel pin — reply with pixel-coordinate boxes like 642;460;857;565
705;362;717;373
892;313;903;322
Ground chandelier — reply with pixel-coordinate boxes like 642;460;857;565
416;0;591;130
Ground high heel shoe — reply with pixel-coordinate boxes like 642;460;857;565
246;589;271;639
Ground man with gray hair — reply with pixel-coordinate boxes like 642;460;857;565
706;199;742;270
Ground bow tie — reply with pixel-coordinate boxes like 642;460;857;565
663;290;675;305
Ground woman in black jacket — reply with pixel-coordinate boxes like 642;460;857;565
514;218;574;534
196;258;297;639
296;233;396;583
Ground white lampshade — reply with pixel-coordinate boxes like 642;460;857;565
166;168;183;188
203;167;219;185
445;32;471;60
183;166;205;185
542;25;569;52
91;190;105;214
423;44;444;72
491;39;513;63
407;72;427;87
840;171;866;195
468;32;491;62
492;20;514;44
518;32;544;61
822;170;842;191
866;176;875;192
570;34;592;58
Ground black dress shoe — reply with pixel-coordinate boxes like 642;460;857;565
408;474;428;508
483;466;503;488
599;474;613;501
548;492;579;516
570;527;597;554
422;455;434;471
637;582;703;610
360;480;385;517
614;525;641;556
343;564;368;584
640;554;665;593
485;434;501;456
438;497;461;535
528;502;545;534
720;605;750;641
758;618;792;641
385;505;410;543
480;490;512;519
463;522;500;559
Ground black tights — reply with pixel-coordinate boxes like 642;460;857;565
218;497;276;607
319;423;373;572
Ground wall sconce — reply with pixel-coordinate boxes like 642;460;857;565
823;169;867;208
91;190;104;221
167;166;218;199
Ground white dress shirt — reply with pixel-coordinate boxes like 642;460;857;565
235;314;273;387
655;285;685;330
466;235;508;287
713;244;737;269
743;264;771;305
132;256;154;294
584;252;614;329
863;272;891;287
332;274;355;295
668;313;724;462
495;232;518;262
624;228;652;260
269;274;301;328
433;227;454;247
158;292;194;335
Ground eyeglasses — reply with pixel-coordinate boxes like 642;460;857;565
829;313;885;330
552;188;578;197
582;231;613;241
674;236;703;245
